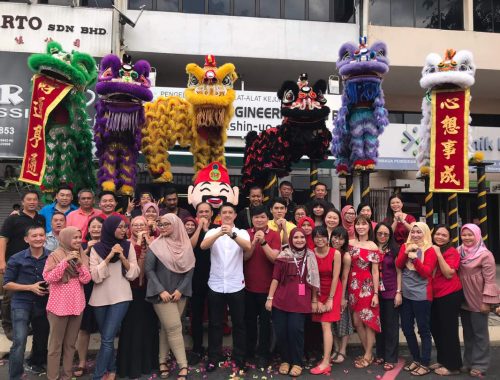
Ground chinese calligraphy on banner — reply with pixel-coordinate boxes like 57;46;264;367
19;75;73;185
430;89;470;192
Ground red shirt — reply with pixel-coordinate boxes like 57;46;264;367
272;258;313;313
66;208;100;242
432;247;462;298
391;214;416;245
244;228;281;293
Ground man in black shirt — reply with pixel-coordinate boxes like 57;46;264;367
235;186;264;230
278;181;297;222
305;181;335;211
0;190;45;340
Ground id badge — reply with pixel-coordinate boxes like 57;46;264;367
298;283;305;296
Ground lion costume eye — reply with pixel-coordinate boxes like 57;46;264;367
222;74;233;87
283;90;295;104
188;74;199;87
342;51;351;61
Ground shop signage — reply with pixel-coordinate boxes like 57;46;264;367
0;3;112;56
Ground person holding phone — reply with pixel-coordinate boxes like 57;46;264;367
43;227;91;380
3;225;50;380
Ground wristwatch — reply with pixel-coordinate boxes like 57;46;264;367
230;232;237;239
260;241;268;246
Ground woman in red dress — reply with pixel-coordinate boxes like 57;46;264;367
343;215;383;368
310;226;342;375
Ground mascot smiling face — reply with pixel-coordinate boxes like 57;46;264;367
187;162;239;209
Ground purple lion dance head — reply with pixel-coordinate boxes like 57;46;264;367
331;37;389;174
94;54;153;196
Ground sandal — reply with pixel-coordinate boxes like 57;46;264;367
177;367;189;380
73;367;86;377
332;352;346;364
279;362;290;375
354;356;373;369
429;362;442;370
330;351;339;361
411;364;431;376
404;361;420;372
374;357;385;365
289;365;303;377
434;367;460;376
470;368;485;377
159;362;169;379
384;362;396;371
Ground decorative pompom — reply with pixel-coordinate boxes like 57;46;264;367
420;166;430;175
473;151;484;162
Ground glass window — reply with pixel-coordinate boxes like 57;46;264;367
494;1;500;32
369;0;391;26
391;0;414;27
234;0;256;16
183;0;205;13
284;0;306;20
209;0;230;15
388;112;404;124
157;0;180;11
440;0;463;30
415;0;439;28
260;0;280;18
81;0;114;7
403;113;422;124
474;0;493;32
129;0;151;10
309;0;329;21
333;0;355;22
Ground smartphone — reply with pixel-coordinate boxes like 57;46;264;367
40;281;49;289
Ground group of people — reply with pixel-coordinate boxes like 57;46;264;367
0;181;499;380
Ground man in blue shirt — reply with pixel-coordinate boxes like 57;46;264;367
4;225;50;380
39;186;77;233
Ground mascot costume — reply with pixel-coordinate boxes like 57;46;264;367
20;41;97;200
331;37;389;174
241;73;331;189
417;48;478;177
142;55;237;181
94;54;153;196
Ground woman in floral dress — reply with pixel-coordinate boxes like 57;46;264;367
343;215;383;368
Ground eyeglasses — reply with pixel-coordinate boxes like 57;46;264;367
131;223;146;228
377;232;390;237
157;222;172;228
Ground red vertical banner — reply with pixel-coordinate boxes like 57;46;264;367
19;75;73;185
430;88;470;192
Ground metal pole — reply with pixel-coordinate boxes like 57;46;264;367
475;162;491;246
424;176;434;233
448;193;459;247
360;170;370;204
310;161;319;198
345;174;354;206
263;172;277;203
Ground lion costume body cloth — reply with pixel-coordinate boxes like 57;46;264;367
142;55;237;181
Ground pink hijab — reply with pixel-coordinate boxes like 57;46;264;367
458;224;490;264
148;213;195;273
142;202;159;218
341;205;355;239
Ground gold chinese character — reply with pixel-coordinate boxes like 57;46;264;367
440;97;459;110
441;139;457;160
29;125;43;148
440;165;460;186
441;115;460;135
26;153;39;176
38;81;56;95
32;97;45;119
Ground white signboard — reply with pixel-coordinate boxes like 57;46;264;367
0;4;112;57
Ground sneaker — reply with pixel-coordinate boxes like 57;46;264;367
205;361;217;373
25;364;46;375
256;356;269;370
188;351;203;366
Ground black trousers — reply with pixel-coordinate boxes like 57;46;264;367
272;308;305;367
431;290;463;371
375;298;400;363
208;288;246;364
244;290;272;359
190;281;209;353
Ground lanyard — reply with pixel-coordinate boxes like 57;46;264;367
293;256;306;282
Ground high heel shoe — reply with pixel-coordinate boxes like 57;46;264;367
310;364;331;375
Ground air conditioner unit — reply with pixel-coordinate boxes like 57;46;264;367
490;181;500;194
388;179;425;193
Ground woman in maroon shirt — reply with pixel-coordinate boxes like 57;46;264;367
430;224;463;376
265;228;320;377
383;194;416;245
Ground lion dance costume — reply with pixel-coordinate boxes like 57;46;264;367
417;49;478;177
241;73;331;189
331;37;389;174
142;55;237;181
20;41;97;200
94;54;153;196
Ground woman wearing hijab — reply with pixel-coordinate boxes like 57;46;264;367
142;202;160;238
458;224;500;378
145;213;195;380
116;216;159;379
341;205;356;240
43;227;91;380
297;216;315;250
89;215;140;380
395;222;437;376
265;228;320;378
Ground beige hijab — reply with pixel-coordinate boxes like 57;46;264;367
45;226;88;283
404;222;433;271
148;213;196;273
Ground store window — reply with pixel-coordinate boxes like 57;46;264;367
284;0;306;20
260;0;281;18
157;0;180;11
80;0;114;6
309;0;330;22
209;0;231;15
369;0;463;30
474;0;500;33
234;0;256;16
183;0;205;13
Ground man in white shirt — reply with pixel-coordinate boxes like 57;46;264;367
201;203;251;373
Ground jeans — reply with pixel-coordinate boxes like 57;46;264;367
400;298;432;366
93;301;130;380
9;307;50;380
244;290;272;359
272;308;305;367
208;288;246;364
